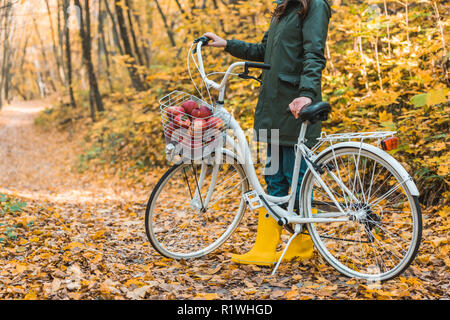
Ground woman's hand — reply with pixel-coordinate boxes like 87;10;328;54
202;32;227;48
289;96;312;119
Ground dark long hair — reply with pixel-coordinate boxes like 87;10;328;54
272;0;311;22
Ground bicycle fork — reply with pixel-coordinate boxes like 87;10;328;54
190;153;221;211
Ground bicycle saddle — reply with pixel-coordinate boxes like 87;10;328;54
299;101;331;124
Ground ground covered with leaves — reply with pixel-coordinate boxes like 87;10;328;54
0;100;448;300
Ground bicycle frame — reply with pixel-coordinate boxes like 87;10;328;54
191;42;352;228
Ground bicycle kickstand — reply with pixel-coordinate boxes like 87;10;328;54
271;225;301;276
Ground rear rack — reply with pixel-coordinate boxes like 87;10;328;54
312;131;396;152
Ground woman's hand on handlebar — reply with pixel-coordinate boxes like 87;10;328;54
202;32;227;48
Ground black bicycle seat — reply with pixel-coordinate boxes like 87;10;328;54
299;101;331;124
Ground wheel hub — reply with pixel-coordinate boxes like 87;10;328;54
349;203;381;242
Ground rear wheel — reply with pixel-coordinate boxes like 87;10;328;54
301;146;422;280
145;153;248;259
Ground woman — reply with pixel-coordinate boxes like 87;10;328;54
204;0;331;266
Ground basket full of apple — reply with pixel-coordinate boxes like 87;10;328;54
160;91;227;159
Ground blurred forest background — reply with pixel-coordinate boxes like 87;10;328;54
0;0;448;206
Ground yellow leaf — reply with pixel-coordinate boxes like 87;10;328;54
445;258;450;268
92;229;106;240
64;242;84;250
437;206;449;218
431;141;447;152
285;286;299;299
378;110;393;123
125;278;146;288
93;253;103;264
193;292;220;300
16;263;28;273
426;89;448;106
437;163;449;176
24;290;37;300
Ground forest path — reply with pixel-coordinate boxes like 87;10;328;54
0;99;146;204
0;100;174;299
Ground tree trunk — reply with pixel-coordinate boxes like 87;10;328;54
114;0;145;91
57;0;67;82
63;0;76;108
154;0;176;47
174;0;185;14
125;0;144;66
0;1;10;108
44;0;64;85
103;0;124;55
134;9;151;67
98;1;113;92
32;17;57;92
74;0;104;119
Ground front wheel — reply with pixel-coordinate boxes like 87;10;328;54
301;146;422;281
145;153;249;260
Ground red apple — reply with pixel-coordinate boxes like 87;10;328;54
181;136;202;148
181;100;199;115
193;118;208;131
207;116;224;130
179;136;195;147
165;122;177;139
166;106;185;119
197;106;212;119
188;119;207;137
203;128;221;143
174;114;191;129
191;108;201;118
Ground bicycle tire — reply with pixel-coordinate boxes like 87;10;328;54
145;153;249;260
301;145;422;281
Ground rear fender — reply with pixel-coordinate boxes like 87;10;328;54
315;141;419;196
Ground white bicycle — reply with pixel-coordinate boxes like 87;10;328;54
145;37;422;281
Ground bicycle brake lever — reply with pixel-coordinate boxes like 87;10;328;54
238;73;262;83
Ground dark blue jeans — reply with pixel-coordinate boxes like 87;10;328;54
264;143;307;209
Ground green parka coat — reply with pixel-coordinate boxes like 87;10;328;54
224;0;331;147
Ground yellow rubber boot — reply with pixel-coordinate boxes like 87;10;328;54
231;207;282;266
275;231;314;262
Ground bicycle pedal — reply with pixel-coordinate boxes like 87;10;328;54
243;190;263;210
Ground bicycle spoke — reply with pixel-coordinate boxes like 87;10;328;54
208;178;246;208
369;179;408;207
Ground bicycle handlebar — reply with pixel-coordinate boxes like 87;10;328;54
192;37;271;92
245;62;271;70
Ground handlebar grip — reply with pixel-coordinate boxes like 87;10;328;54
193;36;211;54
194;36;211;45
245;62;271;70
